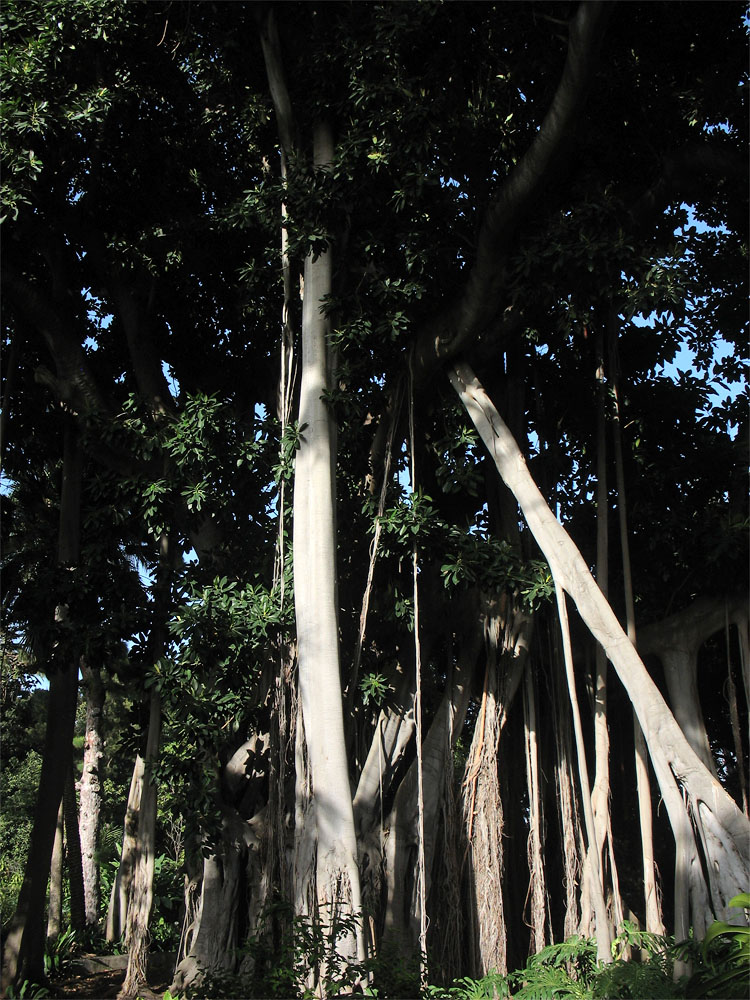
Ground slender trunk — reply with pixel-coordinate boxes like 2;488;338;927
64;763;86;933
450;362;750;933
46;800;64;944
79;660;105;925
2;419;82;989
591;339;623;932
556;583;612;961
523;667;548;954
292;122;364;975
550;632;582;941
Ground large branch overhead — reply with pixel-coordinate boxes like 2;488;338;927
413;0;609;380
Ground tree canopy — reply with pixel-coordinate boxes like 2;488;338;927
1;1;748;997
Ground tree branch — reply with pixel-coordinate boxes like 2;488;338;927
413;0;610;380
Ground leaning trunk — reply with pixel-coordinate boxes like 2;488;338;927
450;362;750;934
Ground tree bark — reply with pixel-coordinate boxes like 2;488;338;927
106;754;145;943
79;660;105;925
450;362;750;934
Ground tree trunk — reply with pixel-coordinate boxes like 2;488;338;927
79;660;105;926
118;688;162;1000
2;419;82;989
523;666;548;955
383;623;480;956
106;754;145;943
46;800;64;944
64;763;86;933
608;320;664;936
291;121;364;974
450;362;750;934
556;583;613;961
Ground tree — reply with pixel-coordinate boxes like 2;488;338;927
2;0;747;994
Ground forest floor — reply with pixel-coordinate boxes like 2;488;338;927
47;967;169;998
46;954;172;999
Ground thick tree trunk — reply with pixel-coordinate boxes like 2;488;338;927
2;419;82;989
79;660;105;925
450;362;750;934
64;763;86;933
46;800;64;944
106;754;145;943
291;122;364;975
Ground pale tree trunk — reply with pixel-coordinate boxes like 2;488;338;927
290;121;365;979
106;754;145;943
64;763;86;933
549;634;583;941
118;687;162;1000
556;583;613;961
608;321;664;936
46;800;64;944
450;362;750;936
2;418;82;990
523;667;548;954
590;341;625;934
79;660;105;926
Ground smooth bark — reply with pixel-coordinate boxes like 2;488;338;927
291;122;364;970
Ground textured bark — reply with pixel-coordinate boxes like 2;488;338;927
462;600;530;976
450;362;750;934
79;660;105;925
383;625;480;956
2;421;82;989
46;800;64;944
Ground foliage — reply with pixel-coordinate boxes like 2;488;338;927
3;981;50;1000
687;893;750;999
43;927;77;978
